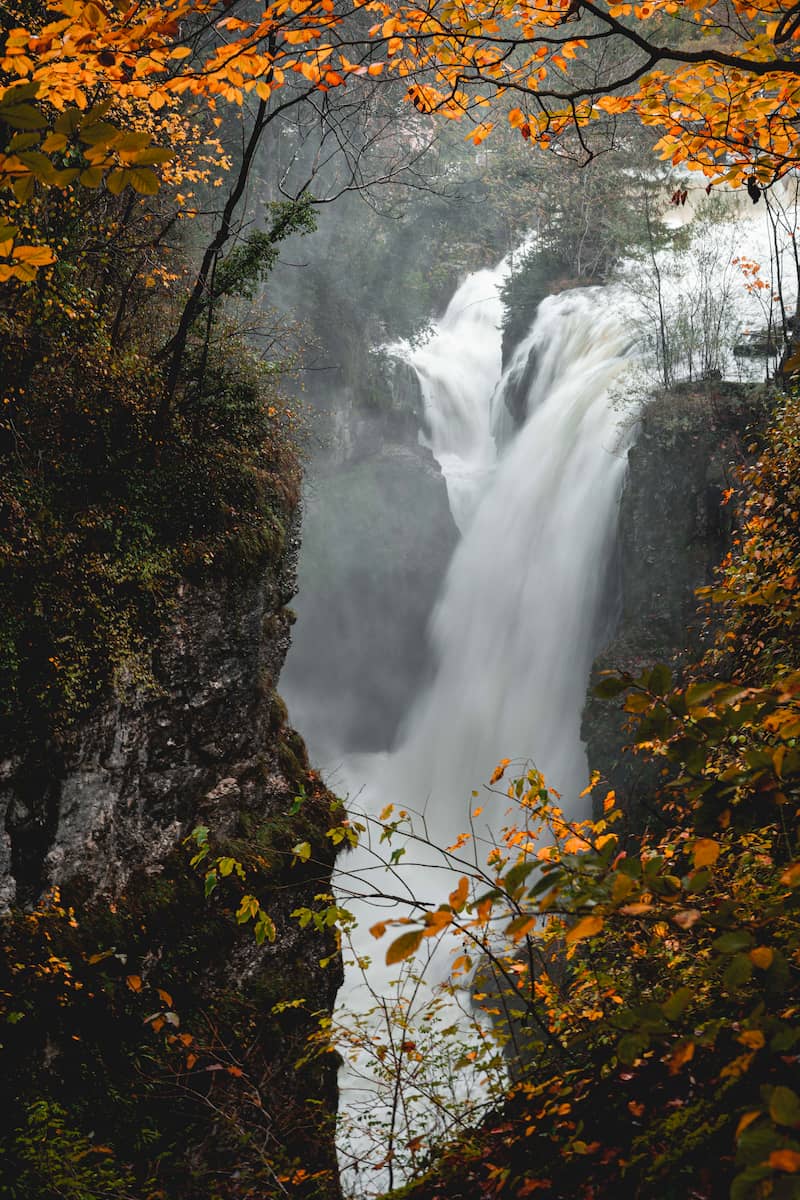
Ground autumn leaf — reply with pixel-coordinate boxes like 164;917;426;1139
565;915;604;944
750;946;773;969
490;758;511;784
386;928;424;965
668;1040;695;1075
448;876;469;912
693;838;720;868
768;1149;800;1172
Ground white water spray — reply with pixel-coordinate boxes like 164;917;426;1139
379;288;634;836
394;265;505;530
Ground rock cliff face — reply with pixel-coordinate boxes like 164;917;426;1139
283;355;458;759
582;384;770;819
0;535;343;1198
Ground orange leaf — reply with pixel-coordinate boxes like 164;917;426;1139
693;838;720;868
386;928;424;966
735;1110;761;1138
490;758;511;784
565;915;604;944
668;1040;695;1075
737;1029;765;1050
126;974;142;992
750;946;773;969
13;244;55;266
781;862;800;888
449;876;469;912
769;1149;800;1173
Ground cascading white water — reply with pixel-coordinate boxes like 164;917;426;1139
335;284;635;1197
396;267;505;531
378;288;633;836
318;196;800;1197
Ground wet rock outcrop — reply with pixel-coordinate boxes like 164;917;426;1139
283;344;458;759
582;383;770;819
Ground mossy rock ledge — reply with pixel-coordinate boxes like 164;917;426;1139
0;537;343;1200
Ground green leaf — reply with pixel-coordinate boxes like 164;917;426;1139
714;930;754;954
770;1087;800;1128
662;986;692;1022
594;675;628;699
79;166;104;188
79;121;119;146
648;663;672;695
618;1032;649;1064
55;108;82;135
2;104;47;130
13;173;35;202
723;953;754;991
8;132;41;151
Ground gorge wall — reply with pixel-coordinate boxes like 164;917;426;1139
0;532;342;1199
283;352;459;760
582;381;771;820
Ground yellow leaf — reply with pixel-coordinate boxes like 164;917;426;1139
106;168;127;196
693;838;720;868
565;915;604;944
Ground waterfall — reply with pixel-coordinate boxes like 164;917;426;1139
377;287;633;835
396;266;505;531
335;284;635;1196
